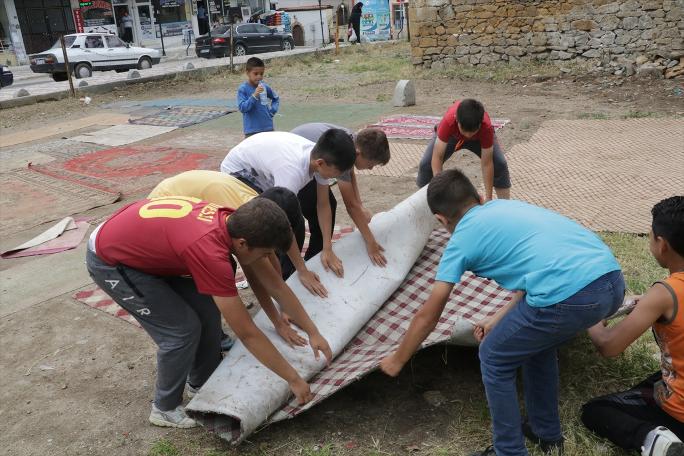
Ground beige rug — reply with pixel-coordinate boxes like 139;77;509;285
356;141;424;178
508;118;684;233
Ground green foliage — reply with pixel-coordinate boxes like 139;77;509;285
148;439;180;456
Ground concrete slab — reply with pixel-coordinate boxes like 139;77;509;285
0;113;130;148
69;124;177;146
0;243;91;318
0;150;54;172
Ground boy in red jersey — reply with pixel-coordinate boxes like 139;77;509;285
86;197;332;428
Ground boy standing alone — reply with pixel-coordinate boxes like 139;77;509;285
417;99;511;201
583;196;684;456
237;57;279;137
380;169;624;456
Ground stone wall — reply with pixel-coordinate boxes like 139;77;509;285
409;0;684;69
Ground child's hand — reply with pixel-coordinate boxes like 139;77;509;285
473;317;495;342
254;84;264;96
379;353;404;377
288;377;313;405
308;332;333;365
321;248;344;278
366;239;387;267
275;317;307;347
298;269;328;298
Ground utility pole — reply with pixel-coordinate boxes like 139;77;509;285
317;0;325;46
60;35;75;97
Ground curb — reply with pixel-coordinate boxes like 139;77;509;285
0;45;344;110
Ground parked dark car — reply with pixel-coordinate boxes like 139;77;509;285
195;24;294;58
0;64;13;88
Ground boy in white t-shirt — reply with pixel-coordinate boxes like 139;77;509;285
220;129;356;297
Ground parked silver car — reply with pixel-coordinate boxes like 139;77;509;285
29;33;161;81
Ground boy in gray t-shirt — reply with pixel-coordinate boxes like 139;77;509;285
290;122;391;273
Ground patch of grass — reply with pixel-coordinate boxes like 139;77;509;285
148;439;180;456
577;112;609;120
600;232;664;294
622;110;658;119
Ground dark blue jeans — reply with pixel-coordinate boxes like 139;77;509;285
479;270;625;456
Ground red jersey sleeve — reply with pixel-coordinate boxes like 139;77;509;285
436;106;457;143
182;233;237;297
479;114;495;149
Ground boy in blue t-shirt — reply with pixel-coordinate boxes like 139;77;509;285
236;57;279;137
380;169;625;456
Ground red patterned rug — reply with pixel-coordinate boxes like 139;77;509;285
0;169;120;237
368;114;510;140
28;145;224;197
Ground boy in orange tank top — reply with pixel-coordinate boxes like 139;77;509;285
583;196;684;456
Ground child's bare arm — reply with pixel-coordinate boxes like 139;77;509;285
380;281;454;376
338;179;386;267
316;182;343;277
473;290;524;342
243;257;333;363
212;294;313;404
588;283;673;357
430;138;449;177
480;146;495;201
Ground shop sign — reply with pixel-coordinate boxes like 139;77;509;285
73;8;85;32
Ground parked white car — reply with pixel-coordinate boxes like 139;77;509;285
29;33;162;82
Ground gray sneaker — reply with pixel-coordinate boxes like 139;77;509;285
186;383;199;399
149;404;197;428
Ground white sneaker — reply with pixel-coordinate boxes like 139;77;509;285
149;404;197;428
642;426;684;456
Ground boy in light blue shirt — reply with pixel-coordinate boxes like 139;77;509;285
380;169;624;456
236;57;279;137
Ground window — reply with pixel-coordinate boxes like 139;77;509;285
237;24;256;34
105;35;126;47
255;24;271;33
51;35;77;48
85;35;104;48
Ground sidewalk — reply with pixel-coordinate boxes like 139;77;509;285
6;42;237;82
2;44;340;106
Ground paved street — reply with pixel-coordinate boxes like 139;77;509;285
0;45;323;103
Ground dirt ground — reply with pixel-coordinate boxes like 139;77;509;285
1;43;683;456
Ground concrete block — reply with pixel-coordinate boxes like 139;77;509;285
13;88;30;98
127;70;141;79
392;80;416;107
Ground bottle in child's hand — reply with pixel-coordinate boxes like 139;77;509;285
259;82;269;106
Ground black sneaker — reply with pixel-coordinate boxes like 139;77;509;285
522;419;564;455
468;445;496;456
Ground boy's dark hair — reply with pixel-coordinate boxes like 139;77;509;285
456;99;485;133
355;128;390;165
427;169;480;219
259;186;303;231
311;128;356;172
245;57;265;72
652;196;684;257
228;198;292;252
